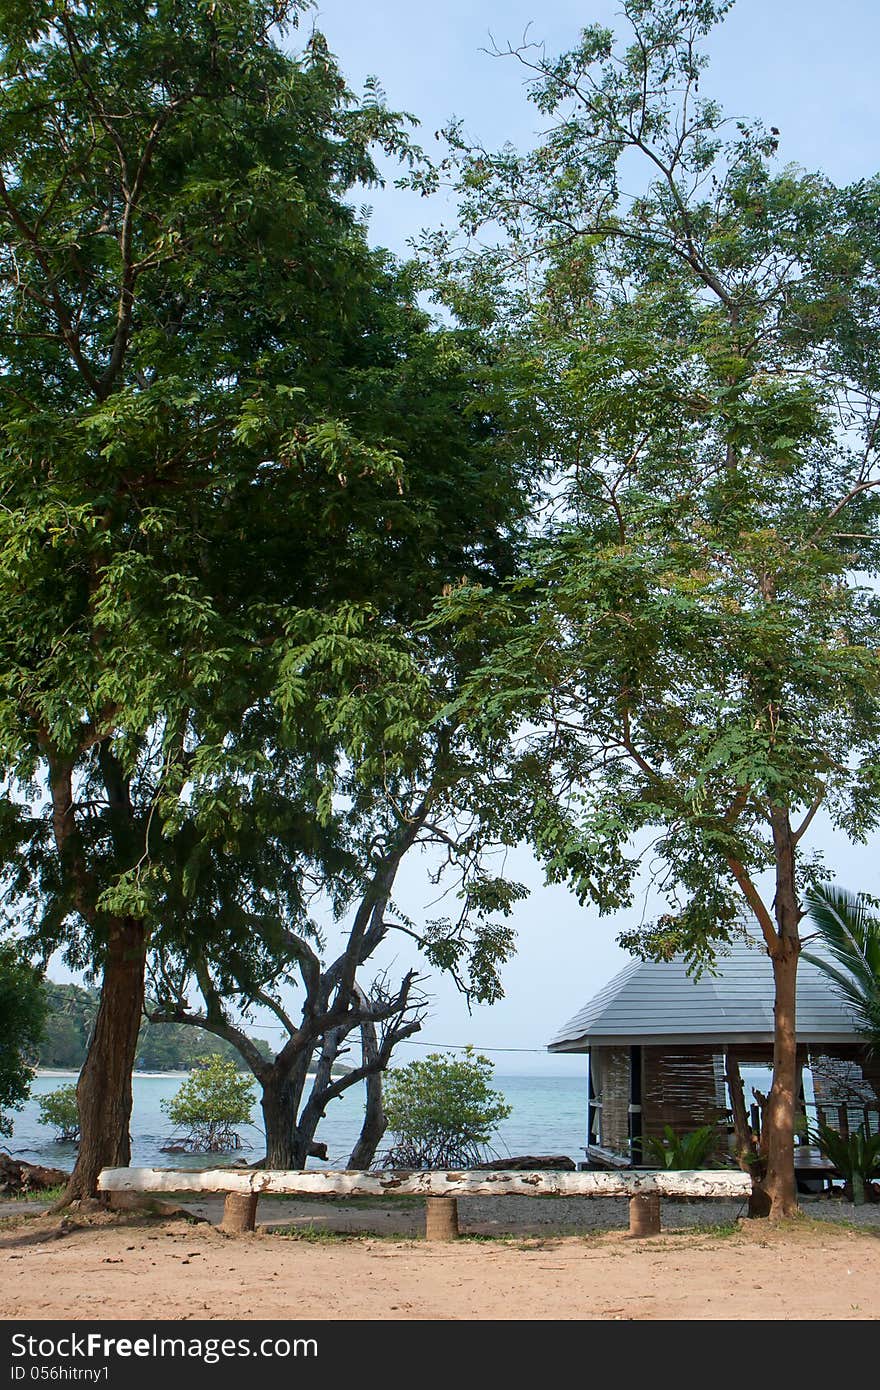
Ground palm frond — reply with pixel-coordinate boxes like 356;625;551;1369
801;951;871;1016
803;887;879;987
803;885;880;1051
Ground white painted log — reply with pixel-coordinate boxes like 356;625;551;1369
98;1167;751;1199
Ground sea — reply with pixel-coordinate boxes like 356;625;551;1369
7;1071;595;1171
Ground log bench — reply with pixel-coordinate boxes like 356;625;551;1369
97;1167;752;1238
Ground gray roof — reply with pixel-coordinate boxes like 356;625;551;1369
548;934;862;1051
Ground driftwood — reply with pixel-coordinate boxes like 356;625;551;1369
0;1153;68;1195
98;1165;751;1238
475;1154;576;1172
98;1166;752;1199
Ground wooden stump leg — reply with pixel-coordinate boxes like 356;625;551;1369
425;1196;459;1241
221;1192;258;1233
628;1192;661;1237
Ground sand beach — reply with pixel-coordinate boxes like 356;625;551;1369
2;1195;880;1321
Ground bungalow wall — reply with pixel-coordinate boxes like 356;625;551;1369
810;1046;880;1136
641;1046;726;1142
589;1046;630;1154
590;1044;726;1159
589;1041;879;1164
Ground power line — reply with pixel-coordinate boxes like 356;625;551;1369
223;1020;548;1053
396;1040;548;1053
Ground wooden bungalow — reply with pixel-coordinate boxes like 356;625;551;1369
548;934;880;1172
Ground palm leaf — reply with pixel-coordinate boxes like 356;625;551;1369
803;885;880;1051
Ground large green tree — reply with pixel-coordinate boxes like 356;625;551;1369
0;0;525;1199
430;0;880;1217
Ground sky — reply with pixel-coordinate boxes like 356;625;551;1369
50;1;880;1077
308;0;880;247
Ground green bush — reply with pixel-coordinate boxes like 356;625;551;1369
812;1123;880;1205
643;1124;723;1169
382;1047;512;1169
161;1055;255;1153
37;1084;80;1143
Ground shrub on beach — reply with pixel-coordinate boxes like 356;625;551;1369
161;1055;255;1153
37;1084;81;1143
381;1047;511;1169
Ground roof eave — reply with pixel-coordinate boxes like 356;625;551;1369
547;1031;865;1052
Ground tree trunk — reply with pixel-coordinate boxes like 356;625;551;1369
725;1050;770;1217
261;1073;307;1170
58;917;146;1204
761;939;800;1218
725;1051;754;1169
758;805;802;1221
348;1065;386;1170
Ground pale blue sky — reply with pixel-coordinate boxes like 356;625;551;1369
309;0;880;250
285;1;880;1076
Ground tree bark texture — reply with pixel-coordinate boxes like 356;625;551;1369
762;941;800;1218
60;917;146;1203
261;1071;311;1170
347;1017;386;1169
724;1050;769;1215
760;805;802;1220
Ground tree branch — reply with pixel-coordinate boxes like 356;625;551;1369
727;855;778;952
792;783;825;844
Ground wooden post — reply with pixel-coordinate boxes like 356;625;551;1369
425;1197;459;1241
628;1192;661;1237
221;1192;258;1233
106;1191;138;1211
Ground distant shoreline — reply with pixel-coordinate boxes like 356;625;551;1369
38;1068;193;1079
36;1068;332;1080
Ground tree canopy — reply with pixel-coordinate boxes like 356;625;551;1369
427;0;880;1216
0;0;532;1196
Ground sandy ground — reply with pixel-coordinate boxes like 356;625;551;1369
2;1196;880;1320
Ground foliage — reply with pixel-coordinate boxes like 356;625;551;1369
381;1047;512;1169
144;641;533;1167
643;1124;723;1170
811;1123;880;1205
803;887;880;1051
421;0;880;1214
37;981;273;1071
0;943;45;1137
161;1055;255;1153
37;1084;80;1143
0;0;527;978
0;0;530;1190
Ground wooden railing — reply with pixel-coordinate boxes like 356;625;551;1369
747;1101;880;1144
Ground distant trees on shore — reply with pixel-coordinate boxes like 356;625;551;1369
39;982;274;1074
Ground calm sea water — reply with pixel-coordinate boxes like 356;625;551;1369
7;1071;592;1171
